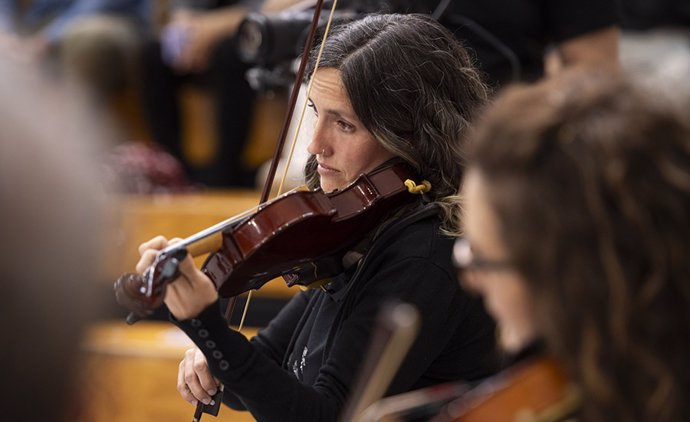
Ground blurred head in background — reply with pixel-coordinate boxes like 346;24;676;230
461;71;690;422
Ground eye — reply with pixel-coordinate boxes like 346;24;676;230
307;100;318;116
337;120;355;132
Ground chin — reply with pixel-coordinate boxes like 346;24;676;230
319;179;339;193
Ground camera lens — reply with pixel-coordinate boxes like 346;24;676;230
237;14;269;64
237;9;360;68
237;11;321;67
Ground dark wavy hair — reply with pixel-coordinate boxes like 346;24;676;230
304;13;489;234
467;71;690;422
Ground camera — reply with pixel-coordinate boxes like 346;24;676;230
237;1;429;68
236;6;359;89
237;8;352;68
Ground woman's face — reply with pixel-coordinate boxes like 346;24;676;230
460;170;537;352
306;68;396;192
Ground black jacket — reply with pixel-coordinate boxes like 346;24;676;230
175;203;497;421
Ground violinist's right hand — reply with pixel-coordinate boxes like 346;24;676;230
136;236;218;320
177;347;220;406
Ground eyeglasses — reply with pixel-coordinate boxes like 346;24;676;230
452;238;512;272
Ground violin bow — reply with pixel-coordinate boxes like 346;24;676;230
194;1;339;420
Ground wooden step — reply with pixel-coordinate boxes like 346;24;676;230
78;320;259;422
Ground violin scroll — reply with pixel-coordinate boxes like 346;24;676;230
114;248;188;324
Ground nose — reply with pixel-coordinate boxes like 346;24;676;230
307;119;329;156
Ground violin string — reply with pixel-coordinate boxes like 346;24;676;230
161;206;259;254
238;0;340;333
238;290;253;332
159;185;306;256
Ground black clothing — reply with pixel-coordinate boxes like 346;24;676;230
174;203;498;421
617;0;690;29
400;0;618;87
443;0;618;86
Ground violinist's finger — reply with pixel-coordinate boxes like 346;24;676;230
182;348;213;405
177;253;202;281
193;347;219;395
138;235;169;255
135;249;159;274
177;358;198;405
177;360;197;405
165;269;217;320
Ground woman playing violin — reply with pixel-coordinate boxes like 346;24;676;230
458;71;690;422
135;13;498;422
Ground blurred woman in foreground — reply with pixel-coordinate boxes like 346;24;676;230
459;71;690;422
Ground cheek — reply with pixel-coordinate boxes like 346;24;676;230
459;270;482;294
353;142;393;172
483;275;531;323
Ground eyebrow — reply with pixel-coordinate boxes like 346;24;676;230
307;98;355;121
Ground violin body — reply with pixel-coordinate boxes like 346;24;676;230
205;163;417;297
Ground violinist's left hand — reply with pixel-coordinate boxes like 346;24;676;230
136;236;218;320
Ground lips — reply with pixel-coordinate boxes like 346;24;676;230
317;162;339;173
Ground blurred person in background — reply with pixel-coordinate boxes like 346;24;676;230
139;0;271;188
0;0;149;100
357;0;620;88
435;0;620;87
1;1;200;195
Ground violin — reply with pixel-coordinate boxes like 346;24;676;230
355;357;579;422
114;162;420;322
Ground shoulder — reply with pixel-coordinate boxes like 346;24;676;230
346;207;491;341
351;205;457;296
374;205;453;266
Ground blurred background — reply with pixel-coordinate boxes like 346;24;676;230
0;0;688;421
